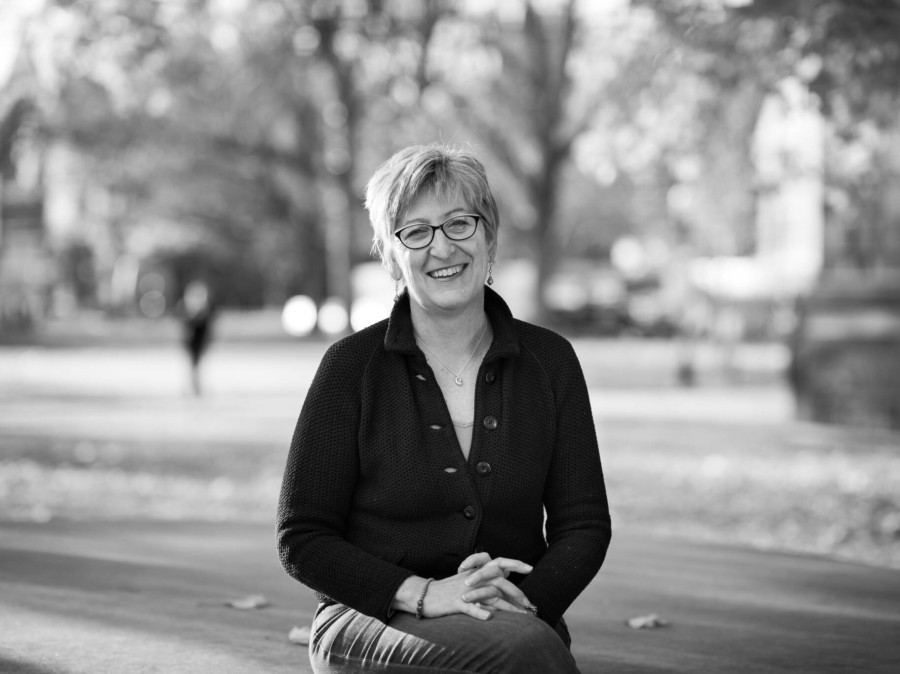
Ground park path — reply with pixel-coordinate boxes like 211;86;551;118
1;520;899;673
2;338;899;671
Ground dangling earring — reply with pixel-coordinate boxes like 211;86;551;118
393;278;402;302
487;260;494;286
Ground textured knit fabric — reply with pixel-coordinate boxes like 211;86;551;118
277;287;611;628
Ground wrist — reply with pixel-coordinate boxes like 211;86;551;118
415;578;435;620
391;576;429;615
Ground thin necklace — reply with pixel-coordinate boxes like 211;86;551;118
415;320;488;386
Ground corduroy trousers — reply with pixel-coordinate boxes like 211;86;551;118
309;602;581;674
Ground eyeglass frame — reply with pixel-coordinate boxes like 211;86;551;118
393;213;482;250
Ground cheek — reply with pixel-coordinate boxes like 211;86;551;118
392;249;418;280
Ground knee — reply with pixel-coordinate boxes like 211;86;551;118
490;615;576;673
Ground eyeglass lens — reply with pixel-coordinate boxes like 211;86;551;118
398;215;478;249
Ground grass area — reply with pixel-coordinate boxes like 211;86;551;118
1;338;898;571
0;435;282;523
601;419;900;570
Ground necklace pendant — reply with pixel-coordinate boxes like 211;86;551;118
454;376;463;386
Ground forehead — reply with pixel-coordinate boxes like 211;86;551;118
398;188;469;227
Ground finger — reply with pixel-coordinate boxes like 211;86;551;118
460;601;493;621
487;557;534;577
460;585;501;604
485;577;531;607
466;561;522;587
457;552;491;573
486;597;528;614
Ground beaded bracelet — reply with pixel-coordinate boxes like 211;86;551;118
415;578;435;620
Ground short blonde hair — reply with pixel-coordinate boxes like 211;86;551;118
365;144;499;279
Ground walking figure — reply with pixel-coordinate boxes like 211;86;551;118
181;280;215;397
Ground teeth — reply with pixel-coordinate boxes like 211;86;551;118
429;265;463;278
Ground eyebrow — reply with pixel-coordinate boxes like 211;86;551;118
401;207;468;227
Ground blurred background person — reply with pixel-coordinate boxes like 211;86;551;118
179;279;216;397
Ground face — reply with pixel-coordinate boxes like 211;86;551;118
392;190;494;315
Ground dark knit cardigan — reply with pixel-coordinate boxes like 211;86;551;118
277;287;611;627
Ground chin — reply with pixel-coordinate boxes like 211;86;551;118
435;286;484;310
413;285;479;312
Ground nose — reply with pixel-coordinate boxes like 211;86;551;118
428;228;454;257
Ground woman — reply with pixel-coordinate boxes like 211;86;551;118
277;144;611;673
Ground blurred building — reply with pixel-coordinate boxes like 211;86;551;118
751;79;900;431
753;77;825;295
0;42;52;334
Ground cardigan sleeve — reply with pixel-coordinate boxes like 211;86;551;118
276;337;413;621
516;338;612;626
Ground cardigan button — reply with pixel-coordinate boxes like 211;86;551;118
483;415;498;430
475;461;492;476
463;505;476;520
485;371;496;384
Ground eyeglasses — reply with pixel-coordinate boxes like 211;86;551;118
394;214;482;250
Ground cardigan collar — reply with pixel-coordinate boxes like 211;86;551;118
384;286;520;361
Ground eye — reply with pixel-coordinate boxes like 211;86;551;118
444;217;474;235
399;225;432;244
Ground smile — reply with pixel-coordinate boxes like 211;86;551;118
427;265;465;279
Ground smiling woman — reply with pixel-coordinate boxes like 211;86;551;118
277;144;612;673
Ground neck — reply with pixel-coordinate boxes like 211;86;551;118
410;298;488;353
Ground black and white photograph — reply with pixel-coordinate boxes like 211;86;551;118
1;1;899;672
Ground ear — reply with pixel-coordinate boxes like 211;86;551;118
484;226;498;261
384;251;402;281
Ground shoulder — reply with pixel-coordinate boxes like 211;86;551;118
315;318;389;380
514;319;578;365
513;320;590;407
512;319;586;393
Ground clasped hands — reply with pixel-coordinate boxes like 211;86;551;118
402;552;535;621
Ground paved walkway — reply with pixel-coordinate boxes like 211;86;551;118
3;339;899;672
1;520;898;673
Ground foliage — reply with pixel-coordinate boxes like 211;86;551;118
10;0;898;311
638;0;900;269
641;0;900;125
23;0;459;307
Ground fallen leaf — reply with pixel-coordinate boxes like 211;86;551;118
289;625;312;645
626;613;669;629
227;594;269;610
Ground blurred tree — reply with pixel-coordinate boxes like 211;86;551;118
264;0;453;310
30;0;456;314
21;0;806;323
640;0;900;270
425;0;738;318
425;0;606;320
640;0;900;429
0;100;38;177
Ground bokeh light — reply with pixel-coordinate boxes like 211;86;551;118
317;297;349;335
138;290;166;318
350;297;390;332
281;295;317;337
